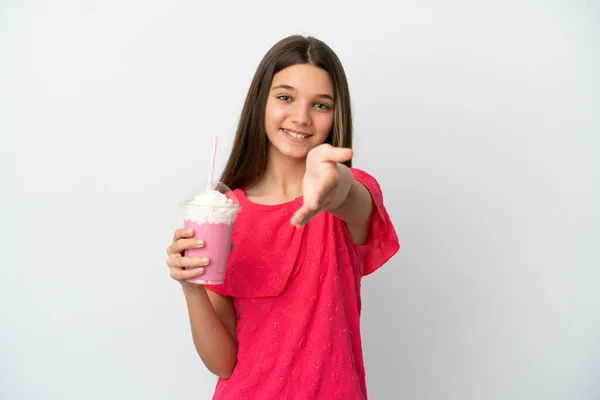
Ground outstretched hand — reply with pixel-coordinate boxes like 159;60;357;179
290;144;353;227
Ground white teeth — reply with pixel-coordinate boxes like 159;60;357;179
283;129;309;139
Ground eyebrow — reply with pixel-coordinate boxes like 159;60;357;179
271;84;334;102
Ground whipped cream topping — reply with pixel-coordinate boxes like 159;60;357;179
181;189;239;224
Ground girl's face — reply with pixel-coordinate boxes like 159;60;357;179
264;64;335;161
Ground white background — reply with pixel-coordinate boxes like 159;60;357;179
1;1;599;399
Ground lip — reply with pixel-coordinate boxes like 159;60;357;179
282;127;312;136
280;128;313;142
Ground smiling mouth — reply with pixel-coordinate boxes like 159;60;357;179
281;128;312;139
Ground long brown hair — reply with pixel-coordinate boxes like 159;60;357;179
219;35;353;190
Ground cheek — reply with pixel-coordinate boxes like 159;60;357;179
314;113;334;136
265;103;288;126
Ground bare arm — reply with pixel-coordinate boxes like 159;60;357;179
167;229;238;378
182;285;237;379
328;164;374;245
290;145;373;244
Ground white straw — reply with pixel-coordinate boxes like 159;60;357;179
207;136;218;190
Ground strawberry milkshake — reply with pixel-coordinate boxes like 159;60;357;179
180;182;240;285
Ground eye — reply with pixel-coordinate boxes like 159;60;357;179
314;103;330;110
278;95;292;102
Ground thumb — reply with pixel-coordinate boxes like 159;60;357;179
322;147;353;163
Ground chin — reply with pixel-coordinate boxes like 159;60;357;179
267;141;308;160
279;147;311;160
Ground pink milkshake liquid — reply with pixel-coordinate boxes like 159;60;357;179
180;181;240;285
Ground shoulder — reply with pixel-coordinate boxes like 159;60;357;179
348;167;384;200
348;167;380;184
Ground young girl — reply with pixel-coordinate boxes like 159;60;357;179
166;35;400;400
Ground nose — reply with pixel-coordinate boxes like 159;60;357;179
290;102;312;127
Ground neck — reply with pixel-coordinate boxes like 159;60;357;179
253;145;305;201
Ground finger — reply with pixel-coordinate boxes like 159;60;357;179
291;206;318;227
166;244;180;257
166;251;182;262
171;267;206;281
173;228;195;241
167;256;210;269
290;210;303;227
303;208;320;225
291;204;313;225
297;187;329;219
321;147;353;163
297;210;319;227
171;238;204;254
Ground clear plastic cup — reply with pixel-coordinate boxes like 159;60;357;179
179;181;241;285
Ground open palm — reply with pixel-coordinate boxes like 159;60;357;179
291;144;353;227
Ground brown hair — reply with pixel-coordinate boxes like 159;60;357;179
219;35;353;190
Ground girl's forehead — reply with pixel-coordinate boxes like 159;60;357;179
271;64;334;95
